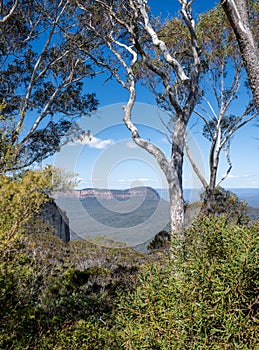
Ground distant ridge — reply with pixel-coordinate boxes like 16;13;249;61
55;186;169;247
157;188;259;208
54;186;259;249
226;188;259;208
62;186;160;201
55;187;259;208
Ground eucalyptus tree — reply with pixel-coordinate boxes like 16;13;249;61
0;0;98;173
221;0;259;112
73;0;202;247
185;6;258;212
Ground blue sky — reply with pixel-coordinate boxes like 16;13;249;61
51;1;259;190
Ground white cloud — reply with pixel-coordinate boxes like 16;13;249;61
76;178;91;185
117;177;158;183
69;134;115;149
221;173;257;183
136;177;158;183
88;136;115;149
225;174;241;179
225;173;256;179
69;132;91;145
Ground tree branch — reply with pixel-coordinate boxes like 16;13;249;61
0;0;19;24
12;0;70;144
137;0;189;82
185;134;208;189
217;139;232;186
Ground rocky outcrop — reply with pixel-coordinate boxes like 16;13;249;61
73;187;160;201
40;200;70;243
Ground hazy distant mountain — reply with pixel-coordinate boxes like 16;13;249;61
159;188;259;208
70;187;160;201
54;186;259;250
55;187;170;248
228;188;259;208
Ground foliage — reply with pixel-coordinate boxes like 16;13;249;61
109;216;259;349
0;251;41;348
197;6;239;63
202;115;239;142
0;101;19;172
1;2;259;349
0;224;145;349
0;165;76;249
0;169;51;250
201;187;250;224
0;0;99;172
35;318;116;350
1;174;258;349
0;165;78;347
147;230;170;253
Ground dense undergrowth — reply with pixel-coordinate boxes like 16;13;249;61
1;171;259;349
1;215;258;349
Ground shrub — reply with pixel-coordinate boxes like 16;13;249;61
35;318;118;350
201;187;250;224
110;216;259;349
147;230;170;253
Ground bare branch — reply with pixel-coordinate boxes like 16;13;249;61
194;109;214;141
137;0;189;82
185;135;208;189
141;55;183;115
0;0;19;24
20;74;87;148
117;39;171;177
12;0;70;143
217;140;232;186
224;61;243;111
180;0;199;67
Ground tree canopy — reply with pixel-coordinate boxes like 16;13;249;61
0;0;98;173
0;2;259;348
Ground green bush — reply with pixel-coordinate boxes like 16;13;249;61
34;319;117;350
110;216;259;349
201;187;250;224
0;226;145;348
2;171;258;350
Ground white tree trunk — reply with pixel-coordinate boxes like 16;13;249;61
168;178;184;237
77;0;201;255
221;0;259;112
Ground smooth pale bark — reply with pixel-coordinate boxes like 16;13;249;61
168;117;186;236
77;0;201;249
221;0;259;112
132;0;201;239
186;130;219;213
206;158;219;212
122;66;185;236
